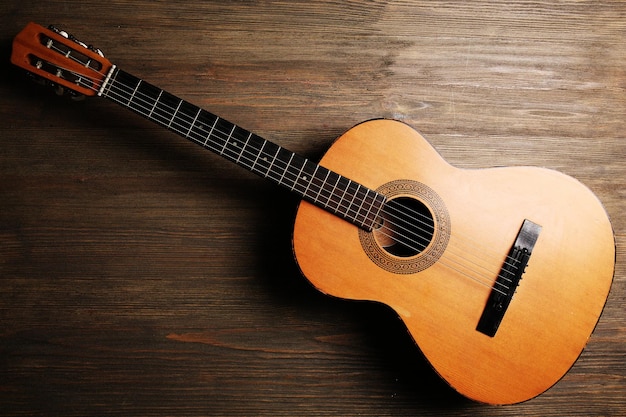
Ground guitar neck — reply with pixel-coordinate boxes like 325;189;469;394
98;67;384;231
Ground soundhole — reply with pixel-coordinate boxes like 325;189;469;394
374;197;435;258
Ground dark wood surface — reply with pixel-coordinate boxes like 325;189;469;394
1;1;624;416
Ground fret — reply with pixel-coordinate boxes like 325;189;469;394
105;70;141;113
168;99;183;128
338;178;353;215
336;176;351;209
360;187;377;226
148;90;162;118
137;84;161;118
149;90;179;126
186;108;202;138
313;168;331;205
302;164;319;201
329;176;351;216
346;181;362;222
216;125;243;165
217;125;235;155
170;100;199;137
247;136;276;177
258;141;280;178
354;186;369;224
102;68;385;231
371;193;386;225
193;111;218;148
277;151;295;187
294;160;318;196
204;116;220;145
128;79;142;106
251;140;266;173
356;188;375;225
236;132;252;165
306;165;331;205
127;79;157;117
220;125;250;165
321;171;341;210
290;156;307;192
266;144;281;179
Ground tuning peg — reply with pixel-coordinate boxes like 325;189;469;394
69;34;88;49
25;70;48;86
54;84;65;96
23;70;85;101
46;24;105;57
48;25;69;38
57;83;85;101
69;92;86;101
88;45;105;57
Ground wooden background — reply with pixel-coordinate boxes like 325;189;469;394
1;1;624;416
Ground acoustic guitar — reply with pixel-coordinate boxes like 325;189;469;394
11;22;615;405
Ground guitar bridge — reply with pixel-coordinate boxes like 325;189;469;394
476;219;541;337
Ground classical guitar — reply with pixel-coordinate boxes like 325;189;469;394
11;22;615;405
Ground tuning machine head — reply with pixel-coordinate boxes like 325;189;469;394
23;69;86;101
48;25;68;38
12;23;113;98
47;24;105;57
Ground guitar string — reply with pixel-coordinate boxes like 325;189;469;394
377;199;515;287
69;63;516;295
43;54;516;294
89;71;519;280
37;42;516;284
382;198;516;280
106;84;513;295
70;61;517;295
93;74;519;279
38;43;508;269
96;76;514;295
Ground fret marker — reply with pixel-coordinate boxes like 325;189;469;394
302;175;308;181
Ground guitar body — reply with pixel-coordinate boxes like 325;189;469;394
293;119;614;404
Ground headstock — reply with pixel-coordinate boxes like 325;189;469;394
11;22;113;98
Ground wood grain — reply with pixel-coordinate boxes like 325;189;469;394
1;1;624;416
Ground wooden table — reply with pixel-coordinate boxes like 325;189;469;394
1;1;624;415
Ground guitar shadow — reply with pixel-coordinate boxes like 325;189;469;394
254;185;470;408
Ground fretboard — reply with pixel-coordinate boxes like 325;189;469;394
99;67;385;231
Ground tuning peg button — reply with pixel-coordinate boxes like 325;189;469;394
88;45;105;57
47;25;69;38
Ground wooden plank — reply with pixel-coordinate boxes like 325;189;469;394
1;1;624;415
